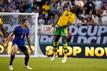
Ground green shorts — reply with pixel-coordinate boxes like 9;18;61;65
53;27;68;37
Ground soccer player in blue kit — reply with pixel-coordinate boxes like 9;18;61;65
8;19;33;70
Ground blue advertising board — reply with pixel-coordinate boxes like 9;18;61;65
39;25;107;58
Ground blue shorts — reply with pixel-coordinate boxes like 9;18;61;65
12;40;27;52
18;46;27;52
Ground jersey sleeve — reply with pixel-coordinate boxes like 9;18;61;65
25;28;30;36
0;18;3;25
68;13;76;24
13;26;20;35
13;27;17;34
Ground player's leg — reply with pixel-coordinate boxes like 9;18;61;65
51;35;60;61
0;24;10;52
62;36;69;63
0;24;8;38
51;27;61;61
21;46;32;70
9;44;18;70
61;27;69;63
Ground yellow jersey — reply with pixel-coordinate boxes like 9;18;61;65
42;4;50;14
0;18;3;25
57;10;76;27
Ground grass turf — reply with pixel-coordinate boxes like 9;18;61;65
0;57;107;71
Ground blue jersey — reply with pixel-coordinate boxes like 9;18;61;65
12;26;29;46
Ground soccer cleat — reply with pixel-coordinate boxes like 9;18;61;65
24;65;32;70
50;52;58;61
62;55;67;63
62;58;67;63
9;65;13;70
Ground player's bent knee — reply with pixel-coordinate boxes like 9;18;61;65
11;49;17;54
11;45;18;54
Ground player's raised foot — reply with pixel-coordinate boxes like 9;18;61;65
24;65;32;70
9;65;13;71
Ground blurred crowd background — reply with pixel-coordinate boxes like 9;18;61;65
0;0;107;25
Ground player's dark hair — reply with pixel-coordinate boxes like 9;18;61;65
70;6;83;20
70;6;80;13
22;18;28;24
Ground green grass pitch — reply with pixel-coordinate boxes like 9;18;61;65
0;57;107;71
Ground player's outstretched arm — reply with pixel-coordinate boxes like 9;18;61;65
26;35;33;52
4;33;14;49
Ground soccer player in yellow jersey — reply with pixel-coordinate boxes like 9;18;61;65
0;17;8;38
0;18;3;36
50;6;76;63
0;17;9;49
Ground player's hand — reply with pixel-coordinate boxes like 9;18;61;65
30;47;34;53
